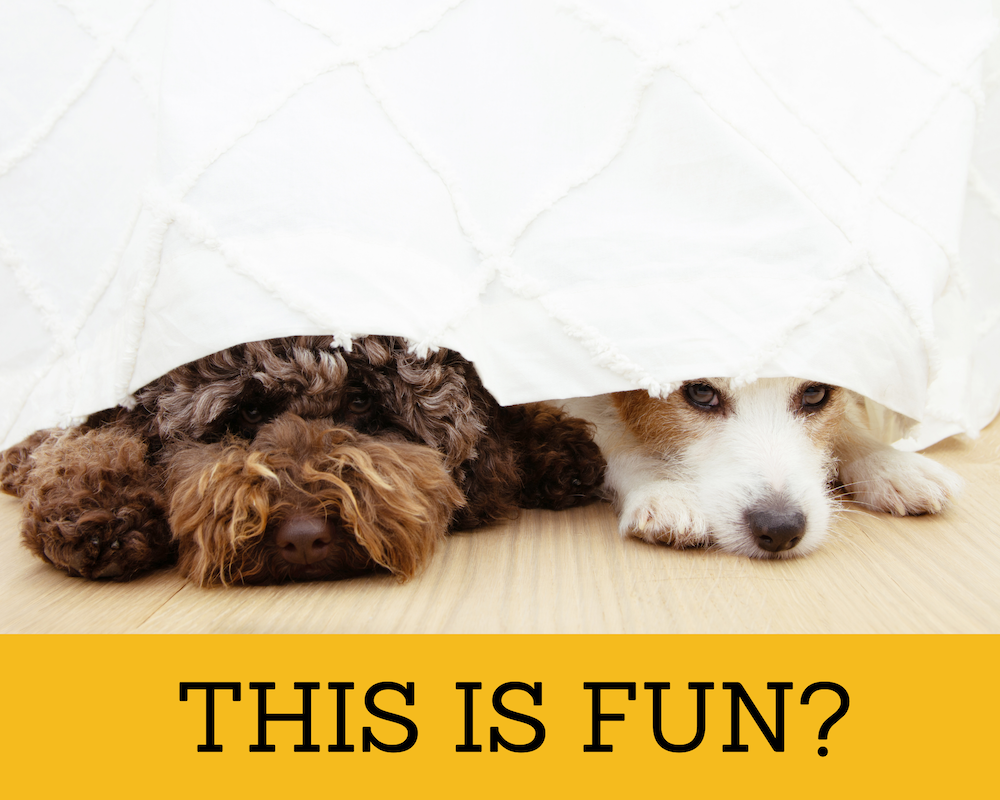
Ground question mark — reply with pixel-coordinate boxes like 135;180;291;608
801;682;850;756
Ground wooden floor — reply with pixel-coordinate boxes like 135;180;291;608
3;414;999;634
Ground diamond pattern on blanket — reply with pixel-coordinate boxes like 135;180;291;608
0;0;998;452
367;0;640;249
730;0;953;181
0;2;98;153
0;58;152;321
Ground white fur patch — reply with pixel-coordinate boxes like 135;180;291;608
564;379;961;559
838;447;962;516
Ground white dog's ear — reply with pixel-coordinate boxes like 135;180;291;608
843;390;917;445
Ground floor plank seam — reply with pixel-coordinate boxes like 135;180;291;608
134;581;192;632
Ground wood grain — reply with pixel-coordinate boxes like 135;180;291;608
2;415;998;633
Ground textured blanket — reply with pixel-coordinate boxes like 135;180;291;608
1;0;998;449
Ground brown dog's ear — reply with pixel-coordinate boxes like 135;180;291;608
335;438;465;579
166;437;273;585
350;337;491;471
0;429;56;497
134;346;254;440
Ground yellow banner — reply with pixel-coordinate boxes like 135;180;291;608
4;635;995;797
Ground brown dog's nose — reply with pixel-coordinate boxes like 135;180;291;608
275;515;335;565
746;506;806;553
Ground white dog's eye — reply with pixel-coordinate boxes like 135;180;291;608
801;385;828;408
684;383;719;410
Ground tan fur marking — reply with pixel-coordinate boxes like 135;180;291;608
797;385;848;457
613;389;715;457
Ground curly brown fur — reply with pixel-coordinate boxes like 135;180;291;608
2;336;605;585
12;426;173;580
168;417;463;585
501;403;607;511
449;402;606;529
0;428;52;497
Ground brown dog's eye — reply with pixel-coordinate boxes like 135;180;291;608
801;385;829;409
240;406;264;425
684;383;719;410
347;395;372;414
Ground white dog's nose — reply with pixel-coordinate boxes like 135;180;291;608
745;505;806;553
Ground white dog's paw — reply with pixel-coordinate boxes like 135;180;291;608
618;481;711;547
839;449;962;516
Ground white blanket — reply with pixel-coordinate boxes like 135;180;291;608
2;0;999;450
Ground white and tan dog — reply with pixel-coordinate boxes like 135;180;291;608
563;379;961;558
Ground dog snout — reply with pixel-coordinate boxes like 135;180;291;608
745;504;806;553
275;514;336;565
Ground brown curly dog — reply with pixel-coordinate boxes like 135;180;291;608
0;336;605;585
